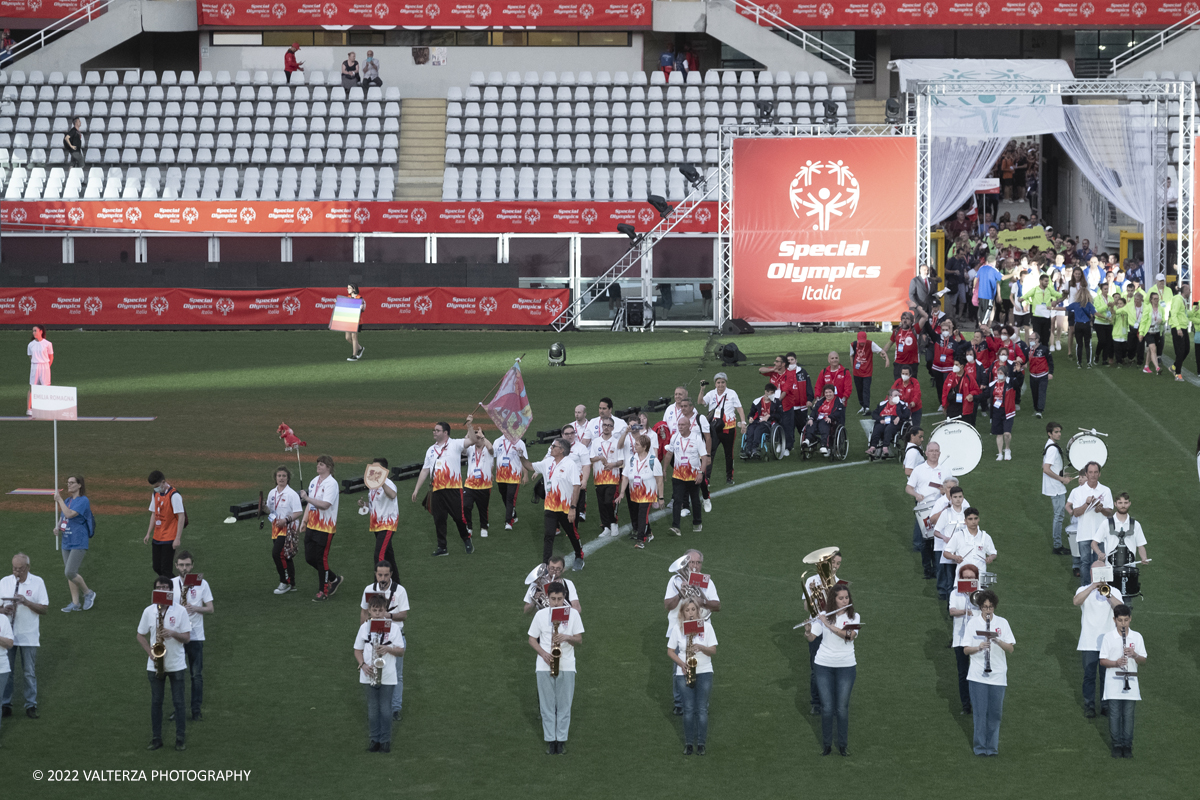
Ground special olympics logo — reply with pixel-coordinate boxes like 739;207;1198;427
18;296;36;315
283;296;301;315
240;207;256;224
183;207;199;224
412;208;427;224
216;297;235;315
579;2;593;16
480;296;498;315
524;208;540;224
545;297;565;316
1079;1;1093;14
11;208;27;224
581;208;598;224
696;207;712;225
297;207;313;224
1027;0;1041;14
870;2;885;15
272;2;286;17
922;1;937;15
424;2;439;14
974;1;989;14
354;207;370;224
220;3;235;17
477;2;491;15
68;207;85;224
1131;1;1145;14
468;207;485;224
125;207;142;224
767;2;782;14
414;295;433;315
631;2;644;15
818;2;834;16
322;2;337;14
637;207;655;225
1186;1;1199;14
28;0;41;9
788;159;860;231
84;296;103;315
529;3;542;17
150;296;170;315
374;2;389;15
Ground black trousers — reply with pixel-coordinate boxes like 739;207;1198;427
463;487;491;532
1172;329;1192;376
1030;374;1049;413
431;488;471;549
932;370;948;404
712;426;736;481
271;536;295;585
671;478;701;527
870;422;899;447
1074;322;1093;365
152;540;174;576
1032;317;1052;347
853;375;872;410
542;510;584;562
497;481;520;524
921;538;936;577
373;529;399;577
1095;324;1114;363
809;636;822;709
303;528;337;592
595;483;618;528
1010;370;1025;403
630;501;651;541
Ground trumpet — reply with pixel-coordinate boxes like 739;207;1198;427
150;605;167;678
550;619;562;678
1098;582;1112;597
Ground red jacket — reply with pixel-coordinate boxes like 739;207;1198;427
941;369;982;414
989;373;1016;419
891;327;919;365
891;376;922;411
284;50;300;73
816;365;852;401
932;335;959;374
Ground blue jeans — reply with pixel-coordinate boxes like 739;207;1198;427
393;651;404;713
183;640;204;716
1049;493;1065;548
912;519;923;552
1107;699;1136;749
937;561;956;600
1079;542;1097;586
674;672;712;746
2;645;37;708
814;663;855;748
149;670;186;743
808;637;821;709
1081;650;1105;712
968;680;1005;755
365;684;395;744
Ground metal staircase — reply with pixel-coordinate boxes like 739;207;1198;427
1110;9;1200;76
1;0;119;65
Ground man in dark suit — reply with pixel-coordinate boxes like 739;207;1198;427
908;263;937;318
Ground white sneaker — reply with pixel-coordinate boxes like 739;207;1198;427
937;405;945;412
681;508;691;518
273;583;291;595
480;528;488;538
578;512;586;521
1015;404;1021;411
504;522;513;531
1004;449;1012;461
995;453;1004;461
781;449;790;458
702;498;712;513
610;524;620;537
819;447;829;455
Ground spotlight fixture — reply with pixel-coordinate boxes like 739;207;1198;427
648;194;673;220
617;222;641;246
755;99;775;121
678;162;703;188
822;100;839;126
548;342;566;367
885;97;902;124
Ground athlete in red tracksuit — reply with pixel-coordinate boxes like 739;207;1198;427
891;365;923;431
988;356;1018;461
941;358;982;425
850;332;889;415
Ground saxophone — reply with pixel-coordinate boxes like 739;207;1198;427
370;634;386;688
151;604;168;678
550;618;562;678
685;632;698;688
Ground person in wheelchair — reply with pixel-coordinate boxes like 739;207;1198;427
741;384;781;460
801;385;845;456
866;389;910;459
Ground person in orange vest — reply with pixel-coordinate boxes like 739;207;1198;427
144;471;186;576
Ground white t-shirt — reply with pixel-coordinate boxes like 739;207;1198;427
368;479;400;530
668;619;718;676
523;577;579;607
545;441;591;474
360;581;410;633
701;388;743;431
589;435;623;485
903;444;925;473
1100;516;1147;561
1075;584;1121;651
622;425;659;466
464;445;494;491
0;574;49;646
907;461;946;507
664;573;719;636
666;429;708;482
528;605;585;673
266;485;303;537
935;500;969;560
924;494;951;549
949;590;981;647
27;338;53;364
1067;482;1114;543
493;436;528;484
354;619;405;685
584;415;628;444
624;451;663;503
813;612;861;668
171;576;214;642
137;602;192;673
663;404;711;436
1041;439;1068;497
303;473;340;533
945;527;997;572
423;438;466;491
148;491;186;515
1100;629;1146;701
532;456;581;514
966;613;1015;686
0;615;12;673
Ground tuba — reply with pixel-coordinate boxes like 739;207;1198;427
669;554;711;620
526;564;552;610
800;546;840;621
151;604;168;678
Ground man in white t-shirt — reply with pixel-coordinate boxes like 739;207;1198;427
905;441;944;575
527;583;584;755
300;455;343;601
171;552;213;722
360;457;400;573
664;550;720;714
701;373;746;487
1074;564;1122;718
1041;422;1074;555
1066;462;1114;586
570;406;591;520
522;556;581;613
1099;604;1147;758
411;417;481;558
522;438;586;569
944;507;998;575
136;576;192;751
588;418;624;538
1;553;49;719
26;324;53;416
360;561;409;721
664;416;709;535
931;480;967;601
1096;492;1150;573
581;397;629;446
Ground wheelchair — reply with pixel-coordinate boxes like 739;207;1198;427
867;417;911;462
798;420;848;462
740;421;785;461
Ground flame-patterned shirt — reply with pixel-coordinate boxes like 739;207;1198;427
493;436;528;484
423;438;466;492
368;479;399;531
624;451;662;504
267;485;303;540
589;435;623;485
303;473;340;534
464;444;494;491
532;456;580;514
666;429;708;482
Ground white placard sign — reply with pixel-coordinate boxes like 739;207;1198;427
31;385;77;420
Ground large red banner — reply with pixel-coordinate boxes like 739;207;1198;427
0;0;88;18
197;0;650;28
0;201;717;235
747;0;1198;27
731;137;915;323
0;287;569;327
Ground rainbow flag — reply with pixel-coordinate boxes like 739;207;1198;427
328;296;364;332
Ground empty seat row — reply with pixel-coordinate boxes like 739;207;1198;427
442;165;713;202
449;84;846;105
1;69;404;93
448;98;845;120
467;69;834;88
2;83;392;106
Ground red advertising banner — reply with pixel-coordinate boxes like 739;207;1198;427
0;0;88;18
731;137;916;323
0;287;570;327
0;201;717;235
197;0;651;28
747;0;1198;27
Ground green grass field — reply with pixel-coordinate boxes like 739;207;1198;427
0;327;1198;799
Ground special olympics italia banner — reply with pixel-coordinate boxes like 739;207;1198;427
731;137;916;323
197;0;651;28
747;0;1197;27
0;287;569;327
0;0;89;18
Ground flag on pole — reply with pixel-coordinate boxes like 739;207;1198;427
484;360;533;443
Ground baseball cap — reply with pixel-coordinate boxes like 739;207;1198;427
714;372;727;381
856;331;867;341
292;42;301;49
1156;273;1166;281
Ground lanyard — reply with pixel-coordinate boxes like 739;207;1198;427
472;446;485;470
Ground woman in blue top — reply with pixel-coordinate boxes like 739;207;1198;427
54;475;96;612
1065;286;1097;369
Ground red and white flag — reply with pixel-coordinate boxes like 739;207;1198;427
484;360;533;443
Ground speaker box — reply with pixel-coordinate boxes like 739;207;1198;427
721;318;755;335
625;299;646;327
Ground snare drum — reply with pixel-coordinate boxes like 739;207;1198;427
1114;564;1141;597
1067;432;1108;472
930;419;983;476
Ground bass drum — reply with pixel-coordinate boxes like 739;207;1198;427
1067;432;1108;472
930;419;982;477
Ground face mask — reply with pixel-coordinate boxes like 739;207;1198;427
1000;334;1009;341
999;355;1008;364
952;365;961;374
967;355;975;363
901;375;910;383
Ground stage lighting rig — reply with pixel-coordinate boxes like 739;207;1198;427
648;195;673;220
678;162;703;188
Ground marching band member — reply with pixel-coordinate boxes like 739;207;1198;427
1065;462;1114;587
902;426;924;478
354;593;405;752
53;475;96;612
665;551;720;715
300;455;343;600
963;591;1015;756
144;470;186;577
520;438;586;569
891;364;923;432
589;418;623;538
617;433;664;549
944;507;998;575
1074;564;1122;719
360;458;400;570
1099;604;1147;758
701;372;746;485
527;582;584;755
849;331;889;416
931;481;966;601
805;550;842;716
803;584;860;757
905;441;945;575
1097;492;1150;568
171;552;213;722
668;598;718;755
493;432;528;531
411;418;479;558
359;562;409;723
948;563;981;715
136;576;191;751
267;466;304;594
522;557;580;613
664;415;708;535
988;354;1017;461
463;432;495;539
26;324;53;416
866;388;909;459
1;554;48;720
1041;423;1073;556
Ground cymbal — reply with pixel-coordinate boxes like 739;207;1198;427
363;463;389;490
802;546;840;565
